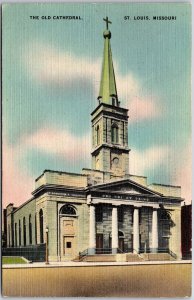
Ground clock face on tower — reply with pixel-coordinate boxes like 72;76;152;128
112;157;119;165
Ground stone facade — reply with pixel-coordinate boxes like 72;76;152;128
91;103;129;176
5;170;183;261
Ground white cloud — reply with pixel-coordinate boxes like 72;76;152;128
23;126;91;162
2;142;34;207
24;41;163;122
24;41;101;92
3;127;91;207
130;141;192;204
3;129;191;207
172;139;192;204
130;145;170;176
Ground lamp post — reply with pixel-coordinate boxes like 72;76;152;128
45;226;49;265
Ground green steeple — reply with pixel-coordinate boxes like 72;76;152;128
98;17;119;106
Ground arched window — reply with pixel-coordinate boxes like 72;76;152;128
39;209;44;244
23;217;26;246
60;205;76;216
15;223;17;247
29;214;32;245
111;124;119;144
8;224;10;247
19;220;21;246
96;125;100;145
35;214;37;244
118;231;125;238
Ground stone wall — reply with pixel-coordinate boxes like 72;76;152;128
9;199;36;247
148;184;181;197
35;170;88;190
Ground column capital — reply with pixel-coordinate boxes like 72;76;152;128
133;206;140;209
87;194;92;204
152;207;159;211
111;204;120;208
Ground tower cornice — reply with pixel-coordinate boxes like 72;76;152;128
91;102;128;117
91;143;130;156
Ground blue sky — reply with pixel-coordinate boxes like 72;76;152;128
3;3;191;206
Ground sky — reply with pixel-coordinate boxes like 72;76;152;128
2;3;191;207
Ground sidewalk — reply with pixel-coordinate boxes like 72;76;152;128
2;259;192;268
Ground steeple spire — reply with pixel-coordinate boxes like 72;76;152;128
98;17;119;106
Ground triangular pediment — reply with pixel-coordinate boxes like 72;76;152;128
90;179;162;197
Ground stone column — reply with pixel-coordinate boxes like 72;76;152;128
112;206;118;254
151;208;158;252
133;207;140;254
88;205;96;255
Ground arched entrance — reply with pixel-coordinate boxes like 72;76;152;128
118;231;125;252
109;230;125;252
59;205;78;260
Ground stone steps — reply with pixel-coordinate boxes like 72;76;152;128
126;253;144;262
73;252;175;262
141;253;175;261
82;254;116;262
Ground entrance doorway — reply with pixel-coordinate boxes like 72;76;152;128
118;231;124;252
59;205;78;260
96;234;103;253
109;231;125;252
63;236;74;256
119;238;124;252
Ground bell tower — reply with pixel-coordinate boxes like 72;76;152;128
91;17;130;177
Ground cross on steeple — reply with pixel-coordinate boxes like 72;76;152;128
103;16;112;30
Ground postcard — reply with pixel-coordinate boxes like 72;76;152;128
2;2;192;297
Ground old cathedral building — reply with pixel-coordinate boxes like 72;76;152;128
5;19;182;261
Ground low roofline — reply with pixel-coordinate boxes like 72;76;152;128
82;168;104;173
129;174;147;179
6;203;14;208
32;183;86;196
8;197;35;214
35;169;88;182
82;168;112;174
149;183;181;188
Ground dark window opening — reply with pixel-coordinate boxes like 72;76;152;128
111;124;119;144
159;209;171;220
15;223;17;247
29;214;32;245
23;217;26;246
122;122;125;145
8;224;10;247
96;125;100;145
39;209;44;244
139;210;142;224
66;242;72;248
96;206;103;222
118;207;124;223
118;231;124;237
19;220;21;246
35;215;37;244
60;205;76;215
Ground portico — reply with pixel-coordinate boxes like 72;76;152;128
87;194;160;255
